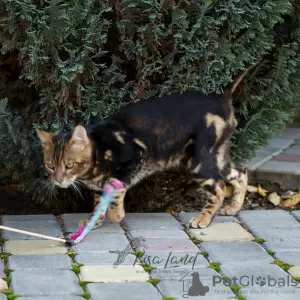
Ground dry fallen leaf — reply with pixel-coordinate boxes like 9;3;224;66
281;190;296;199
267;192;282;206
247;185;258;193
257;185;268;197
280;193;300;208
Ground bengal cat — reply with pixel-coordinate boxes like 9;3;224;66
37;80;249;229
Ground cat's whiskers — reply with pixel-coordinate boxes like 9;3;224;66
71;181;84;200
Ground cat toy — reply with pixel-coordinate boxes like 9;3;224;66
0;178;124;246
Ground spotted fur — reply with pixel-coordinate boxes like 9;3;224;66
37;90;249;228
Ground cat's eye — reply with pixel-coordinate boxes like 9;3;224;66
66;162;74;169
47;163;54;170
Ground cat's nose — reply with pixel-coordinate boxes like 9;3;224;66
55;173;64;184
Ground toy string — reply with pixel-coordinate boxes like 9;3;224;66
70;178;124;245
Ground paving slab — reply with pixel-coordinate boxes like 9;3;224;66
289;266;300;277
0;260;5;277
152;265;218;280
129;229;189;239
4;240;67;255
11;270;82;296
245;152;277;171
137;251;208;268
8;254;72;270
2;220;62;240
17;297;85;300
2;214;57;222
79;265;150;282
264;240;300;253
71;232;130;254
274;252;300;265
61;213;123;233
178;213;238;224
75;252;137;266
284;144;300;154
0;295;6;300
239;287;300;300
268;137;294;149
200;242;274;263
135;238;199;252
251;227;300;241
188;223;253;242
158;278;235;299
86;282;161;300
220;262;294;288
123;213;183;230
281;127;300;139
274;154;300;162
257;161;300;174
238;210;300;229
291;210;300;220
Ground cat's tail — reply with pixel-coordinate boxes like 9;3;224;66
223;62;258;106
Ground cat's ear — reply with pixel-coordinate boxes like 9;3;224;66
70;125;89;148
36;129;55;149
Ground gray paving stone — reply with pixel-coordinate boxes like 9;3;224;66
8;254;72;270
0;259;5;277
244;153;274;171
264;240;300;253
200;242;274;263
75;252;137;266
239;287;300;300
137;251;208;268
158;278;235;299
152;265;217;280
72;232;130;254
86;282;162;300
268;137;294;149
178;213;238;224
129;229;189;239
291;210;300;220
283;144;300;155
251;227;300;241
2;220;62;240
136;238;198;253
2;214;57;222
274;252;300;266
123;213;183;230
11;270;82;296
257;161;300;174
0;295;6;300
61;213;123;233
17;297;84;300
238;210;300;229
220;262;293;287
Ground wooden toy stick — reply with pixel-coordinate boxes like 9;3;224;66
0;225;67;243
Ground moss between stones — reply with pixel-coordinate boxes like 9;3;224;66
271;260;294;271
132;251;145;258
162;297;176;300
3;289;20;300
3;277;11;286
293;277;300;284
67;251;77;258
147;278;161;286
4;268;13;276
230;285;243;294
189;237;200;244
208;262;221;273
234;296;246;300
253;238;266;245
0;252;12;264
140;263;156;273
78;292;91;300
200;251;209;259
72;263;84;275
266;250;275;257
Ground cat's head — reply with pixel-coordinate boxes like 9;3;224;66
36;125;93;188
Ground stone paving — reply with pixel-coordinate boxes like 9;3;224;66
246;127;300;189
1;210;300;299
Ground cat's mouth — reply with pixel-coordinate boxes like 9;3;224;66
53;180;73;189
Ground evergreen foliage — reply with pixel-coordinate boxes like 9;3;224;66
0;0;300;203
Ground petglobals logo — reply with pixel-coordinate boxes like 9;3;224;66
213;275;298;288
